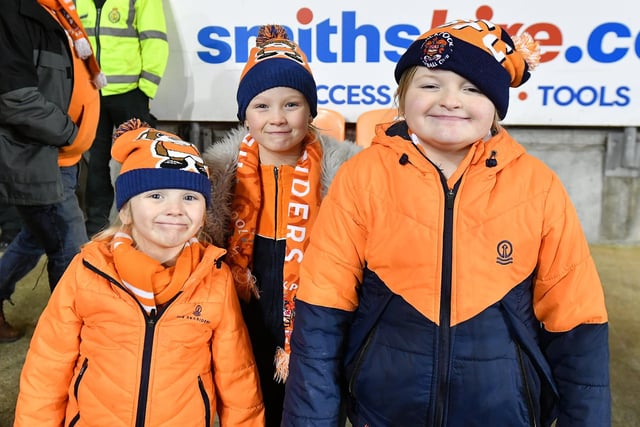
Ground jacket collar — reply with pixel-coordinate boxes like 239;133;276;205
202;126;361;247
374;120;526;176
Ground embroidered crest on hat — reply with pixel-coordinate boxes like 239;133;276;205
420;32;455;68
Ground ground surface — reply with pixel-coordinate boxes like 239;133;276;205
1;244;638;426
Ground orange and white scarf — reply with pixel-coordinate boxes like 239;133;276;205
112;232;203;313
227;132;322;382
37;0;107;89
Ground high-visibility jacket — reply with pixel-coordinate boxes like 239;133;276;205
75;0;169;98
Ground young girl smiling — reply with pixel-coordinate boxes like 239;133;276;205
15;119;264;426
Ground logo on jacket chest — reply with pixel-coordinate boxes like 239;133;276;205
496;240;514;265
176;304;211;324
108;8;121;24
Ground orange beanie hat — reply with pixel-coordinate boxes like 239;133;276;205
111;119;211;209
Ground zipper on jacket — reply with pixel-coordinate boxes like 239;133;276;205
68;413;80;427
132;296;182;426
432;178;461;427
198;376;212;427
516;343;538;427
82;259;184;426
94;6;102;65
135;308;158;427
273;166;279;247
269;166;281;320
272;166;282;283
68;357;89;427
347;323;379;396
73;357;89;400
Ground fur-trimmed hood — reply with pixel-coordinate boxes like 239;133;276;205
202;126;361;247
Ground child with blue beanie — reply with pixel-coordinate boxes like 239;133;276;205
283;19;610;427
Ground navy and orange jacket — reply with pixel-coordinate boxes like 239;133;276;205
14;239;264;426
282;121;610;427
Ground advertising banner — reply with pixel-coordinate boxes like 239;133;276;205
151;0;639;125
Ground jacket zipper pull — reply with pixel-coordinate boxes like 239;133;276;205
446;189;455;210
148;308;157;325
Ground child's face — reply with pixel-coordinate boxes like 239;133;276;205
119;189;206;263
244;86;312;166
403;67;496;152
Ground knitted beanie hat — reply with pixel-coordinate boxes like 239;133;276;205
236;24;317;122
112;119;211;210
394;19;540;119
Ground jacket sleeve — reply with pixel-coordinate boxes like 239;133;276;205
534;174;611;426
283;162;365;426
0;9;77;146
212;267;265;426
135;0;169;99
14;256;84;427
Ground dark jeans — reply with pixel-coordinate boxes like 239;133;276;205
0;165;87;299
84;88;154;237
0;203;21;243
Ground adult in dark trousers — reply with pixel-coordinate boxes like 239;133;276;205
0;204;22;250
77;0;169;237
0;0;101;342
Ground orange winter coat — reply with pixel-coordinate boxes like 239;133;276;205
284;121;609;426
15;239;264;427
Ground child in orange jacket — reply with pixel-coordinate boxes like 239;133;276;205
283;19;610;427
15;119;265;426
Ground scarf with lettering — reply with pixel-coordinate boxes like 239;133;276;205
227;132;322;382
37;0;107;89
112;232;203;313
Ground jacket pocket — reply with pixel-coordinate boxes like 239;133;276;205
35;50;67;70
500;300;559;424
36;48;72;105
68;358;89;427
197;375;212;427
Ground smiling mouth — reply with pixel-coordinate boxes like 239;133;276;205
433;114;467;120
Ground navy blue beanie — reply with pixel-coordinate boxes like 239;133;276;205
236;25;317;122
394;19;539;119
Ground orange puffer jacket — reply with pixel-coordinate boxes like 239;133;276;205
14;239;264;427
284;121;609;426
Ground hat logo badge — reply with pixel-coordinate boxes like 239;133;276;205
255;40;305;65
420;32;454;68
137;128;208;175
